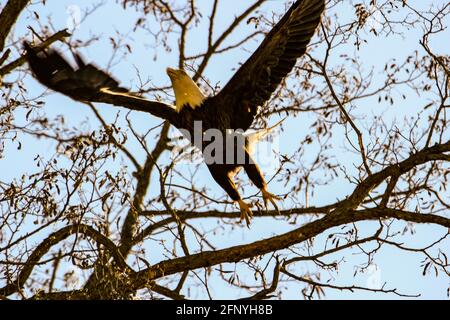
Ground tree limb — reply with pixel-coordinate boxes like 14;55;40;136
0;224;128;297
0;0;31;52
130;207;450;289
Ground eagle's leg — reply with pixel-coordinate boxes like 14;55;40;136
243;151;280;213
261;187;281;212
207;164;254;226
237;199;253;226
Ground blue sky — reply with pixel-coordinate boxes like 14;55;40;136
1;0;449;299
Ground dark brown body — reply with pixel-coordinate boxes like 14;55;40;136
175;102;266;201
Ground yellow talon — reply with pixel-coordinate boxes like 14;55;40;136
261;188;281;213
237;200;253;227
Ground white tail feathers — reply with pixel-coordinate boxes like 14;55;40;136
245;118;286;155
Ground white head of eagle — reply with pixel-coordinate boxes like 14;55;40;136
166;67;206;112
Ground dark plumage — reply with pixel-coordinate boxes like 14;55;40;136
24;0;325;225
23;42;127;99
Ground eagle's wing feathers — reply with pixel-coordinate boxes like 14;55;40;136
212;0;325;131
24;42;178;123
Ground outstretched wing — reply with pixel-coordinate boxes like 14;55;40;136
212;0;325;130
24;42;127;97
24;42;178;123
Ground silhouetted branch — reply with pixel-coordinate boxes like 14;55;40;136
0;0;31;52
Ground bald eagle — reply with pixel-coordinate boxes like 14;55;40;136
24;0;325;225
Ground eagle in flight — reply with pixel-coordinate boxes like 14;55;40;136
24;0;325;225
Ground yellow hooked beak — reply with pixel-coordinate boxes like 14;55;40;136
166;67;179;79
